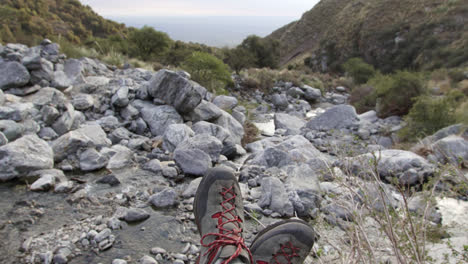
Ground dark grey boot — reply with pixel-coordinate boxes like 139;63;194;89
194;168;252;264
250;220;316;264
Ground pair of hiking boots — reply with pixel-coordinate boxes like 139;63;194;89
194;168;316;264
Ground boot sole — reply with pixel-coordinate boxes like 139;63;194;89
250;219;315;250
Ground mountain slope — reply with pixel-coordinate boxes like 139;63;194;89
267;0;468;72
0;0;127;45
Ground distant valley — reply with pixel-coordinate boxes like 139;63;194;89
107;15;297;47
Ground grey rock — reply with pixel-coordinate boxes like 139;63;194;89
213;95;238;110
176;134;223;162
348;150;434;186
96;174;121;186
30;174;56;191
0;120;24;141
0;90;4;105
121;104;139;120
162;166;179;179
122;208;150;223
98;116;120;132
143;159;162;173
94;228;112;243
64;59;85;84
432;135;468;166
0;135;54;181
72;94;94;110
80;148;109;171
377;136;393;148
162;124;194;152
213;110;244;144
52;104;76;135
54;181;74;193
148;69;206;113
134;100;183;136
52;125;111;162
271;94;289;110
188;100;222;122
112;86;130;107
29;58;54;84
182;177;202;198
5;84;41;96
41;105;60;125
112;259;128;264
287;87;305;98
109;127;131;144
192;121;231;143
42;42;60;55
107;217;122;230
0;61;30;89
140;255;158;264
107;145;133;169
27;87;67;108
232;109;246;125
359;110;378;123
150;247;167;255
149;187;178;208
304;105;359;131
0;132;7;146
274;113;305;135
258;177;294;216
302;85;322;101
284;164;322;215
356;183;399;212
38;127;58;140
51;71;72;89
174;148;212;176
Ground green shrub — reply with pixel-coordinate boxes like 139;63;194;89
399;96;457;141
455;101;468;124
182;51;232;95
343;57;376;84
350;85;377;113
371;71;427;117
129;26;172;61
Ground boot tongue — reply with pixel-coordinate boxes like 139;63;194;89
217;223;249;262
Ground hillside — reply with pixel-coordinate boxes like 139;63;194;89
0;0;127;45
267;0;468;72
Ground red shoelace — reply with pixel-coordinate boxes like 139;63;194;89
272;242;300;264
200;186;253;264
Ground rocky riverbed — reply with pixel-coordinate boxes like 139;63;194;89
0;41;467;264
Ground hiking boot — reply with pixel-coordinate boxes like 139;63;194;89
250;219;316;264
194;168;252;264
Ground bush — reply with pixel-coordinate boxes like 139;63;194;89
129;26;172;61
343;57;376;84
371;71;427;117
181;51;232;94
455;101;468;124
350;85;377;113
399;96;457;140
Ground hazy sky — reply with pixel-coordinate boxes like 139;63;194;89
79;0;319;17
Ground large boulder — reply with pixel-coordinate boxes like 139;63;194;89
0;135;54;181
79;148;109;171
432;135;468;166
304;105;359;131
212;95;238;110
162;124;194;152
347;149;434;186
106;145;133;169
188;100;222;122
52;125;111;162
302;85;322;101
63;59;85;84
192;121;232;143
147;70;206;114
213;110;244;144
174;148;212;176
176;134;223;162
274;113;306;135
133;100;183;136
0;61;30;89
258;177;294;216
271;94;289;110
